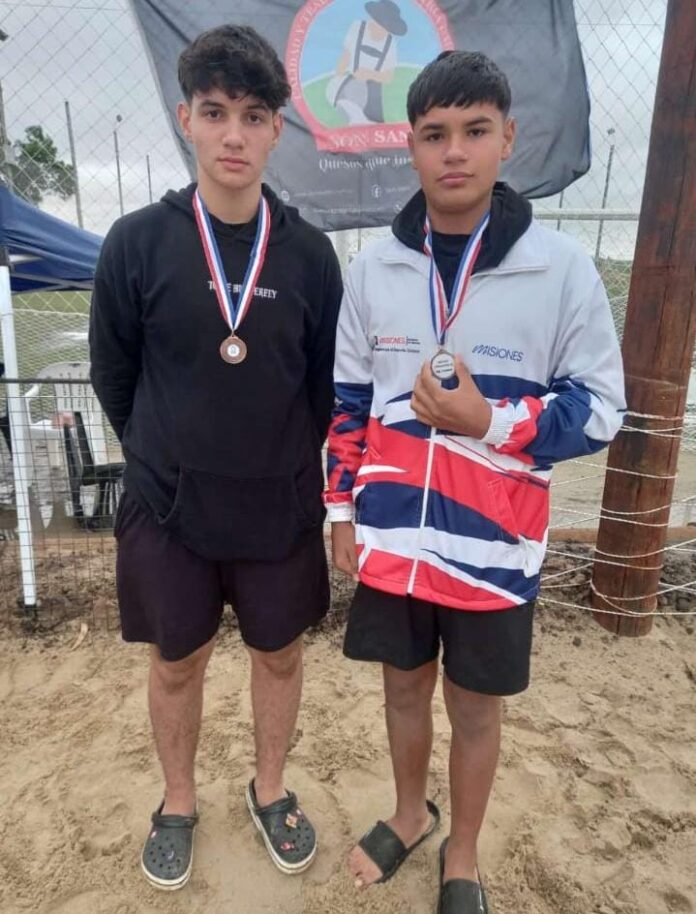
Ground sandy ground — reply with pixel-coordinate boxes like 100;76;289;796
1;586;695;914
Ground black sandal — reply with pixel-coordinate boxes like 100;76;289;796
140;801;198;891
437;838;489;914
356;799;441;885
245;780;317;874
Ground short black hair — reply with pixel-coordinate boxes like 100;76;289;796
407;50;511;125
178;25;291;111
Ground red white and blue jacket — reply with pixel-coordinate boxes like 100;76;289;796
326;185;626;611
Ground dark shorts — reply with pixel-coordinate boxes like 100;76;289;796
344;584;534;696
115;491;329;661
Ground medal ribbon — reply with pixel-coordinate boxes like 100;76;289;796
193;188;271;336
423;211;489;347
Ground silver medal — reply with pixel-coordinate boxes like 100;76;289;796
430;349;456;381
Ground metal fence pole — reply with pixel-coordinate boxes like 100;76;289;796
0;246;37;609
595;128;616;261
0;78;15;193
65;100;84;228
146;153;153;204
114;114;124;216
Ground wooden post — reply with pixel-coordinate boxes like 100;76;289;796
591;0;696;635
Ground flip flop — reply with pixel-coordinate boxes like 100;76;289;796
356;799;441;885
437;838;489;914
246;779;317;874
141;801;198;891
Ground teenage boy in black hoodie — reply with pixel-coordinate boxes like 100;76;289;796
327;52;624;913
90;25;342;889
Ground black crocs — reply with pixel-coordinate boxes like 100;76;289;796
356;799;441;884
437;838;489;914
141;801;198;891
245;780;317;874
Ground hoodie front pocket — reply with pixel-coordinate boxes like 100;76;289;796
156;470;183;528
486;477;521;543
164;465;320;562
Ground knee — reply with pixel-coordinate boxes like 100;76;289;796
150;641;212;691
249;638;302;681
444;680;501;737
384;664;436;714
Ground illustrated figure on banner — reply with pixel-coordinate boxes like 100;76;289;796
326;0;408;124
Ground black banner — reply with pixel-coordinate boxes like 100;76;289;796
131;0;591;229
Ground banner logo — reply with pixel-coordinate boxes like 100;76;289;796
286;0;453;152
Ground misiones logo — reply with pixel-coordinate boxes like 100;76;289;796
372;333;421;352
472;344;525;362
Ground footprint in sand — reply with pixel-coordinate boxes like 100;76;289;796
664;889;694;912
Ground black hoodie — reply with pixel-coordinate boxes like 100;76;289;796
89;184;342;562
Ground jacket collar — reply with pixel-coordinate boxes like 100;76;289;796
378;219;550;276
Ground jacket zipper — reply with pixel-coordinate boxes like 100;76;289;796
407;426;437;594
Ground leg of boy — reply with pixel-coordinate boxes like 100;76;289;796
245;636;320;875
349;659;439;887
442;676;501;882
228;533;328;872
385;661;439;829
149;635;217;816
248;636;304;806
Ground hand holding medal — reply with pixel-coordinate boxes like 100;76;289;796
411;357;492;440
192;188;270;364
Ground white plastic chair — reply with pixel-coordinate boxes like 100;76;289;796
22;362;109;473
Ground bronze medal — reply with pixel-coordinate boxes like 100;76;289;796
220;335;247;365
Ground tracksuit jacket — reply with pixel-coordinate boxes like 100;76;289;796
325;183;626;611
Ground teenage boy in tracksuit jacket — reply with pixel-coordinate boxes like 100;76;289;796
326;51;625;914
90;26;341;890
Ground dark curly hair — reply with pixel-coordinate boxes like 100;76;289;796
178;25;291;111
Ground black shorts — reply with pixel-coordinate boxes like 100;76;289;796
344;584;534;696
115;491;329;661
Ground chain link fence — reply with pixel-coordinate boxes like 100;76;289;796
0;0;694;629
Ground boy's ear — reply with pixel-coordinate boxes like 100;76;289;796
407;130;415;164
177;101;192;141
501;116;516;162
272;111;284;147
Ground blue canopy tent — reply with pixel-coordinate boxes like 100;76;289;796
0;183;102;607
0;183;101;292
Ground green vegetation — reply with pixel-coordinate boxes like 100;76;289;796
1;293;90;380
7;126;76;206
13;291;89;314
597;258;631;303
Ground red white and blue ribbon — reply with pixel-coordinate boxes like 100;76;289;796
423;210;489;347
192;188;271;335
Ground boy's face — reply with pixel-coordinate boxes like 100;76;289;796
408;102;515;224
178;88;283;195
